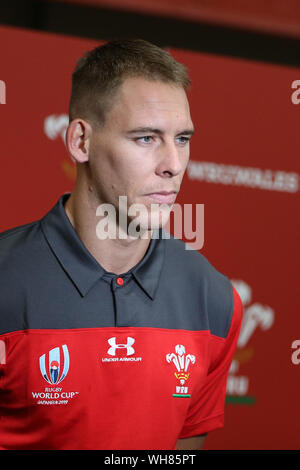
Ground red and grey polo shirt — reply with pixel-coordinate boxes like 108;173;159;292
0;194;242;450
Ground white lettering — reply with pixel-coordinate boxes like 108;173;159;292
291;340;300;365
104;454;139;467
96;203;117;239
226;376;249;395
0;80;6;104
291;80;300;104
187;161;299;193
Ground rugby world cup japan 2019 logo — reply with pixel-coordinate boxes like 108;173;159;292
32;344;79;406
39;344;70;384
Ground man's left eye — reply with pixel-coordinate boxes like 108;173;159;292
177;136;190;144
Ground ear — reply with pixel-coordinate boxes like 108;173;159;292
65;119;92;163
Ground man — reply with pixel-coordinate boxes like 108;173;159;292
0;39;242;450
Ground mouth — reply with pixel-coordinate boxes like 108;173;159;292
143;191;177;204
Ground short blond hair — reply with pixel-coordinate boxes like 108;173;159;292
69;38;191;126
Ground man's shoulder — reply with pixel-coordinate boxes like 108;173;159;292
0;220;39;239
163;230;228;282
163;231;234;338
0;220;42;264
0;221;44;324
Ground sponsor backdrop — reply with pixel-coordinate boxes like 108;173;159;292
0;25;299;450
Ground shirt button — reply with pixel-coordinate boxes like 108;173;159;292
116;277;124;286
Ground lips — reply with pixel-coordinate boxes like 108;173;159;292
144;191;177;204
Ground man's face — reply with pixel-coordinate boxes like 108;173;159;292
88;76;194;232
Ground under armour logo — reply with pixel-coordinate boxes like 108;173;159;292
107;337;135;356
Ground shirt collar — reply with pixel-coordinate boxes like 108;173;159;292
40;194;165;299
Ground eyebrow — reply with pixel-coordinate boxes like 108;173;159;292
126;127;195;136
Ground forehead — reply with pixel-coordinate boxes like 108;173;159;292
105;77;192;130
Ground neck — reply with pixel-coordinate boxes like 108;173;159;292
64;183;153;275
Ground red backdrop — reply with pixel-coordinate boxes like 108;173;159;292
1;25;299;449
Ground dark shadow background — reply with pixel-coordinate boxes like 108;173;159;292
1;0;300;68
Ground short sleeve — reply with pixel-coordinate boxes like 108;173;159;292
179;286;243;438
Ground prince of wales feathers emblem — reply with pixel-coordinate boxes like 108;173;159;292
166;344;196;398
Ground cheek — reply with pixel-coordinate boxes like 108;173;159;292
114;153;150;187
90;139;153;195
105;162;140;197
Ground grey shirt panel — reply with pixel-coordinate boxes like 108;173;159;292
0;194;234;338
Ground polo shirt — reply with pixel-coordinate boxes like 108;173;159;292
0;193;242;450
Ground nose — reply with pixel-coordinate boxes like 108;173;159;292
155;140;186;178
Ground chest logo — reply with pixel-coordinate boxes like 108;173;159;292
107;337;135;356
39;344;70;385
166;344;196;398
102;337;142;363
33;344;79;406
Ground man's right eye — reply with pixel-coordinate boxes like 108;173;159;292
136;136;153;143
